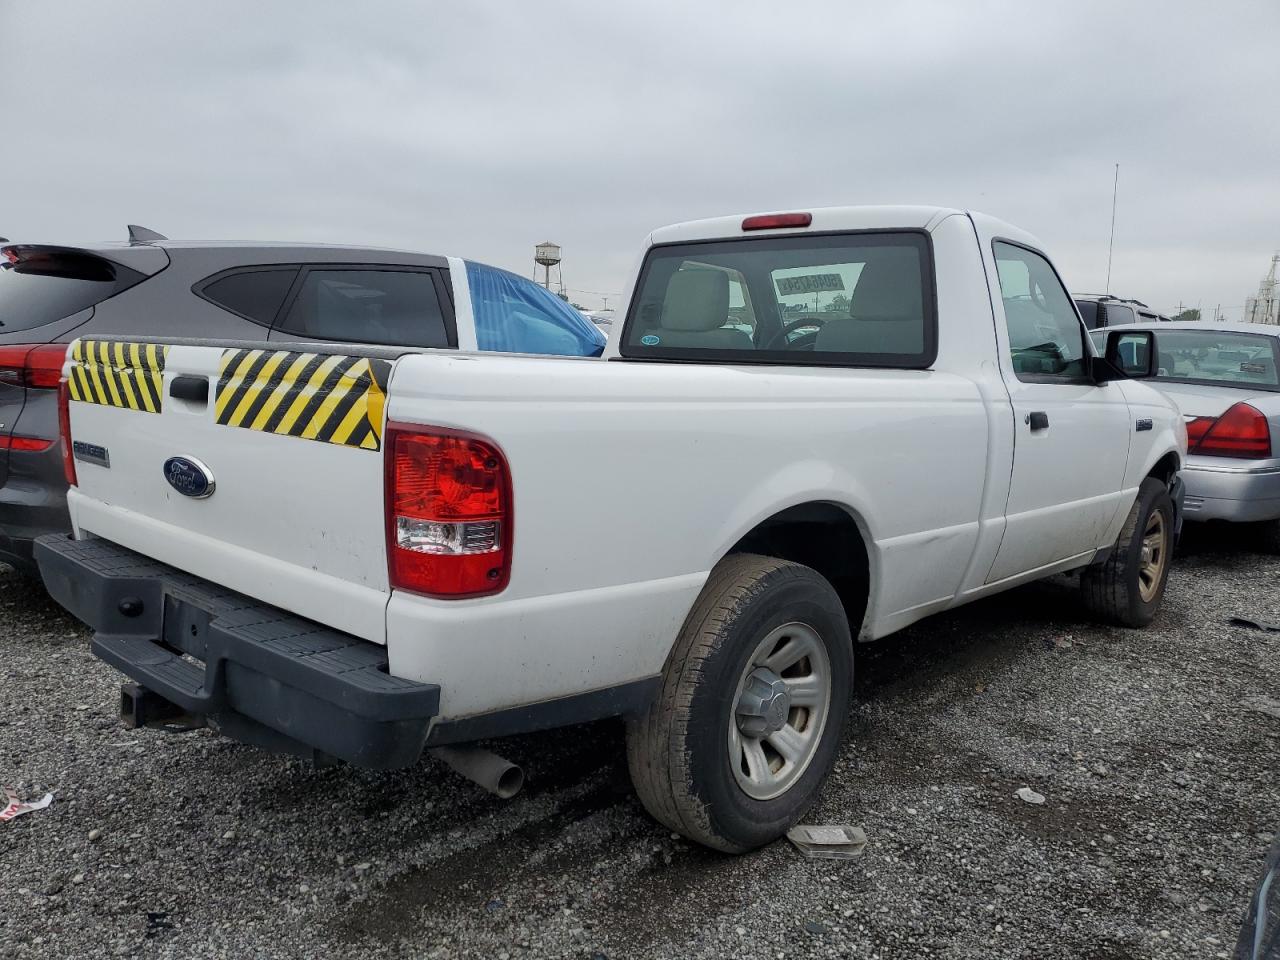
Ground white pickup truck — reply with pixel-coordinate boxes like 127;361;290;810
37;206;1186;853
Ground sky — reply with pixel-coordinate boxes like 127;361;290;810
3;0;1278;318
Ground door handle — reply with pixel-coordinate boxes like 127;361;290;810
1026;411;1049;431
170;375;209;405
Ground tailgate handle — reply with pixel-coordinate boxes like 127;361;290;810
170;375;209;405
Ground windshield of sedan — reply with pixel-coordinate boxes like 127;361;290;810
1089;329;1280;388
621;232;935;368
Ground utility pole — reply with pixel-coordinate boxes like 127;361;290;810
1105;163;1119;294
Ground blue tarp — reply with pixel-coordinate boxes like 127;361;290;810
465;261;606;357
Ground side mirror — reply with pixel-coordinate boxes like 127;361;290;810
1095;329;1157;382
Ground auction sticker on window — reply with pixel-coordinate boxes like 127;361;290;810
775;274;846;296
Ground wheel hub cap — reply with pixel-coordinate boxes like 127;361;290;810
727;622;833;802
735;668;791;738
1138;509;1168;603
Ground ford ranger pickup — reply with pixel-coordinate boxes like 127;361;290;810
36;206;1187;852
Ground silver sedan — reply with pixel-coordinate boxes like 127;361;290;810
1091;321;1280;548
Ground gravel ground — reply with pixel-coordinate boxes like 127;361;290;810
1;526;1277;959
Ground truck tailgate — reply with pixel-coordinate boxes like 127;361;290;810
62;337;399;643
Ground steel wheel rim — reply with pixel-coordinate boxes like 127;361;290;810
1137;509;1168;603
728;621;832;802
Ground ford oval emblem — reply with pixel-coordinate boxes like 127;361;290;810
163;456;215;499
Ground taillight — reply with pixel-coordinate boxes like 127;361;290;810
742;212;812;231
1188;402;1271;459
1185;416;1214;449
58;379;76;486
0;435;54;452
0;343;68;389
385;424;512;598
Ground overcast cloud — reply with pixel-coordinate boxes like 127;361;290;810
3;0;1277;317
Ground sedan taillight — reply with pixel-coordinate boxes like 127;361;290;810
1186;402;1271;459
0;343;69;389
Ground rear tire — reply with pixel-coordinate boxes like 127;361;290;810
626;553;852;853
1080;477;1174;627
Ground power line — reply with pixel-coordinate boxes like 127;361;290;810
561;286;623;298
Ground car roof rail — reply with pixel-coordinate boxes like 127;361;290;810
127;224;168;243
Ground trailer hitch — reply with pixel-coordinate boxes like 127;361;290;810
120;682;206;733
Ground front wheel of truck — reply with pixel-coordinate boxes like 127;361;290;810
626;553;852;853
1080;476;1175;628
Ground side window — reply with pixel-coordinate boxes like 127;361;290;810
1104;303;1135;326
465;261;606;357
993;242;1087;380
1075;300;1100;330
198;268;299;326
276;268;451;348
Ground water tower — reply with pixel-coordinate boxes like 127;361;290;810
534;241;562;290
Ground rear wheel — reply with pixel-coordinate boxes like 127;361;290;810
1080;477;1174;627
626;554;852;853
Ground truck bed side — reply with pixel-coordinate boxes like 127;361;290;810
380;352;990;715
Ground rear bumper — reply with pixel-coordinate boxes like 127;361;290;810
0;449;71;576
1182;457;1280;523
35;534;440;769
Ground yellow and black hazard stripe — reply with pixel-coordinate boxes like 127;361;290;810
214;349;390;451
67;340;168;413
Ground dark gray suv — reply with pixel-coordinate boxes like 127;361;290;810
0;229;605;573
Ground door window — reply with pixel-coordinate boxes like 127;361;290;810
276;268;452;348
994;242;1087;380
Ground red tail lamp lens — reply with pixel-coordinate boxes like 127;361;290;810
1189;403;1271;459
385;425;512;598
0;343;68;389
0;435;54;452
58;379;77;485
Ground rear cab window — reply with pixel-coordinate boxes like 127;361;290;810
0;246;147;332
621;232;935;367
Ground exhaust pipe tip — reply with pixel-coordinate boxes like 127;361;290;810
428;745;524;799
492;764;525;800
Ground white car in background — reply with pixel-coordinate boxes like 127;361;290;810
1092;321;1280;549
